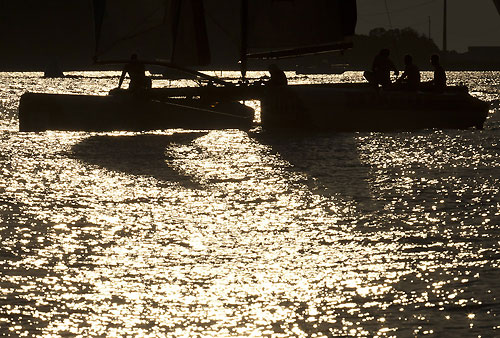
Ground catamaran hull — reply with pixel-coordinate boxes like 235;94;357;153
18;92;254;132
261;85;490;132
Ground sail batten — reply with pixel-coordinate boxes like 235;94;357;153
247;42;354;60
245;0;357;59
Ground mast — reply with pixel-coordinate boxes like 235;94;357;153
443;0;447;52
240;0;248;81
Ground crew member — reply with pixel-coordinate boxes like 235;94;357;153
364;49;399;89
118;54;151;92
267;64;288;86
396;54;420;91
430;54;446;93
421;54;447;93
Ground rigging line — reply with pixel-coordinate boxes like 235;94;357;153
204;13;239;49
95;5;166;57
154;100;252;120
384;0;393;28
383;0;402;71
96;24;165;58
360;0;438;17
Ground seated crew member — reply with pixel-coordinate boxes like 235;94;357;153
422;54;446;93
364;48;399;89
118;54;151;92
267;64;288;86
396;54;420;91
430;54;446;92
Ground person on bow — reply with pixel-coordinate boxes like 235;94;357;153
118;54;151;92
364;48;399;89
267;64;288;86
396;54;421;91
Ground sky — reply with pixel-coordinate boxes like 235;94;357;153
1;0;500;70
0;1;95;69
356;0;500;52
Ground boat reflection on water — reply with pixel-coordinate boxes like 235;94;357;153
2;68;500;336
71;132;207;188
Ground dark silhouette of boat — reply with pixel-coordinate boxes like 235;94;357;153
260;84;488;131
18;0;489;132
19;91;254;132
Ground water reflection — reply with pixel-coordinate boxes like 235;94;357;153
72;132;207;188
1;71;500;336
253;131;377;213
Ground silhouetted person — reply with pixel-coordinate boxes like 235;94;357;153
429;54;446;93
396;54;420;91
267;64;288;86
364;49;399;89
421;54;447;93
118;54;151;92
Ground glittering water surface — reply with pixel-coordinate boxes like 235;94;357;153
1;71;500;337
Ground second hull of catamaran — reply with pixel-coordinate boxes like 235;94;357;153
260;84;490;132
18;92;254;132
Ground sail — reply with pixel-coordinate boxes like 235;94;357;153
170;0;211;66
93;0;210;66
93;0;171;61
92;0;357;66
245;0;357;59
494;0;500;14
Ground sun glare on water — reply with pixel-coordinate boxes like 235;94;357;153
0;71;500;337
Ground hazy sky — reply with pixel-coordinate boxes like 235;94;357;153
2;0;500;70
356;0;500;52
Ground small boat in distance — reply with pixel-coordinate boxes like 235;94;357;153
18;0;489;132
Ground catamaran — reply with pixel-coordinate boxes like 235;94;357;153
19;0;490;132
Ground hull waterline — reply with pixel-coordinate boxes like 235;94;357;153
260;84;490;132
18;92;254;132
18;83;489;133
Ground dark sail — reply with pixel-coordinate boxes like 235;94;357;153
245;0;357;59
170;0;211;66
494;0;500;15
93;0;106;52
93;0;210;66
92;0;357;65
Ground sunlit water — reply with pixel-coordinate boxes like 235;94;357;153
1;71;500;337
